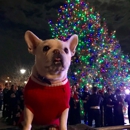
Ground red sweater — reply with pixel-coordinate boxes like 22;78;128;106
24;78;71;126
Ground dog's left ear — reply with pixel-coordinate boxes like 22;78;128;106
68;34;78;56
24;30;42;54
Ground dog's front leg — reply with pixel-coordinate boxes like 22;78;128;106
59;108;69;130
23;106;34;130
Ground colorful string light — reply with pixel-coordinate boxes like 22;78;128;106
49;0;130;116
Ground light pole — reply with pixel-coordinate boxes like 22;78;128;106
20;69;26;75
20;69;26;85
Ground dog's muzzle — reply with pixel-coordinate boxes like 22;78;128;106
53;49;63;67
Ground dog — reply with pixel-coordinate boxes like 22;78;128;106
22;31;78;130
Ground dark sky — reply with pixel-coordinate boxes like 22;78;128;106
0;0;130;77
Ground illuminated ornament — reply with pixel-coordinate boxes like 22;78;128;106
125;89;129;95
74;72;77;75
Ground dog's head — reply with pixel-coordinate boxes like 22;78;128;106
24;31;78;81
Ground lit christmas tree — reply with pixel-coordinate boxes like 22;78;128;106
49;0;130;88
49;0;130;115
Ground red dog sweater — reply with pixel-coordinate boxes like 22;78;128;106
24;77;71;126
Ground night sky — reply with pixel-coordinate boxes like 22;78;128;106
0;0;130;78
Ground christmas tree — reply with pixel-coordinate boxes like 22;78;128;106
49;0;130;115
49;0;130;89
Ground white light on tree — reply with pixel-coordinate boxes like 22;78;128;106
125;89;130;95
74;72;77;75
20;69;26;74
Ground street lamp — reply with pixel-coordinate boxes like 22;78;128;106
19;69;26;86
20;69;26;74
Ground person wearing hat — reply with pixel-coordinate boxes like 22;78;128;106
104;88;115;126
114;89;124;125
87;86;103;127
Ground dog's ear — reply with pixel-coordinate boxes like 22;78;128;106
68;34;78;56
24;30;42;54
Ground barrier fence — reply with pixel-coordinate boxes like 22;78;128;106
96;125;130;130
68;124;130;130
1;125;130;130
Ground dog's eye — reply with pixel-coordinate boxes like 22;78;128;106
43;46;50;51
64;48;68;54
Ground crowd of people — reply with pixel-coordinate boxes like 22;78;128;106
0;83;24;126
0;82;130;128
68;84;130;127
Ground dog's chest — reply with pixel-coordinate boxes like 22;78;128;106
24;78;70;125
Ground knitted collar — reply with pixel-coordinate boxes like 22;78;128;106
34;73;68;86
38;74;51;85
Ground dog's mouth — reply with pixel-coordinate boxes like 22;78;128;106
53;56;63;67
45;54;65;73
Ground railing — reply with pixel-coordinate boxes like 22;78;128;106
68;124;97;130
1;124;130;130
0;126;18;130
68;124;130;130
96;125;130;130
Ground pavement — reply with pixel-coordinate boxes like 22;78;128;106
0;110;129;129
0;111;15;129
0;111;6;127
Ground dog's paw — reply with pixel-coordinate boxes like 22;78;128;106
49;127;57;130
48;125;59;130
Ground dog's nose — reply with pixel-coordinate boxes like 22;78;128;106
53;49;60;54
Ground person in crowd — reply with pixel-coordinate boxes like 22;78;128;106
2;83;10;118
104;88;114;126
82;85;90;124
87;86;103;127
14;104;23;126
75;83;82;99
114;88;124;125
104;86;109;98
124;90;130;124
7;84;18;125
98;89;105;127
0;85;3;110
68;85;81;125
17;86;24;110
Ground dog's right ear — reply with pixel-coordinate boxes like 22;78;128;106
24;30;42;54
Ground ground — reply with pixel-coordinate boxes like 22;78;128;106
0;111;15;129
0;110;129;130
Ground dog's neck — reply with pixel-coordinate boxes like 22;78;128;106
31;66;68;86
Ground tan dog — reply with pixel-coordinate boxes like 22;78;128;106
23;31;78;130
